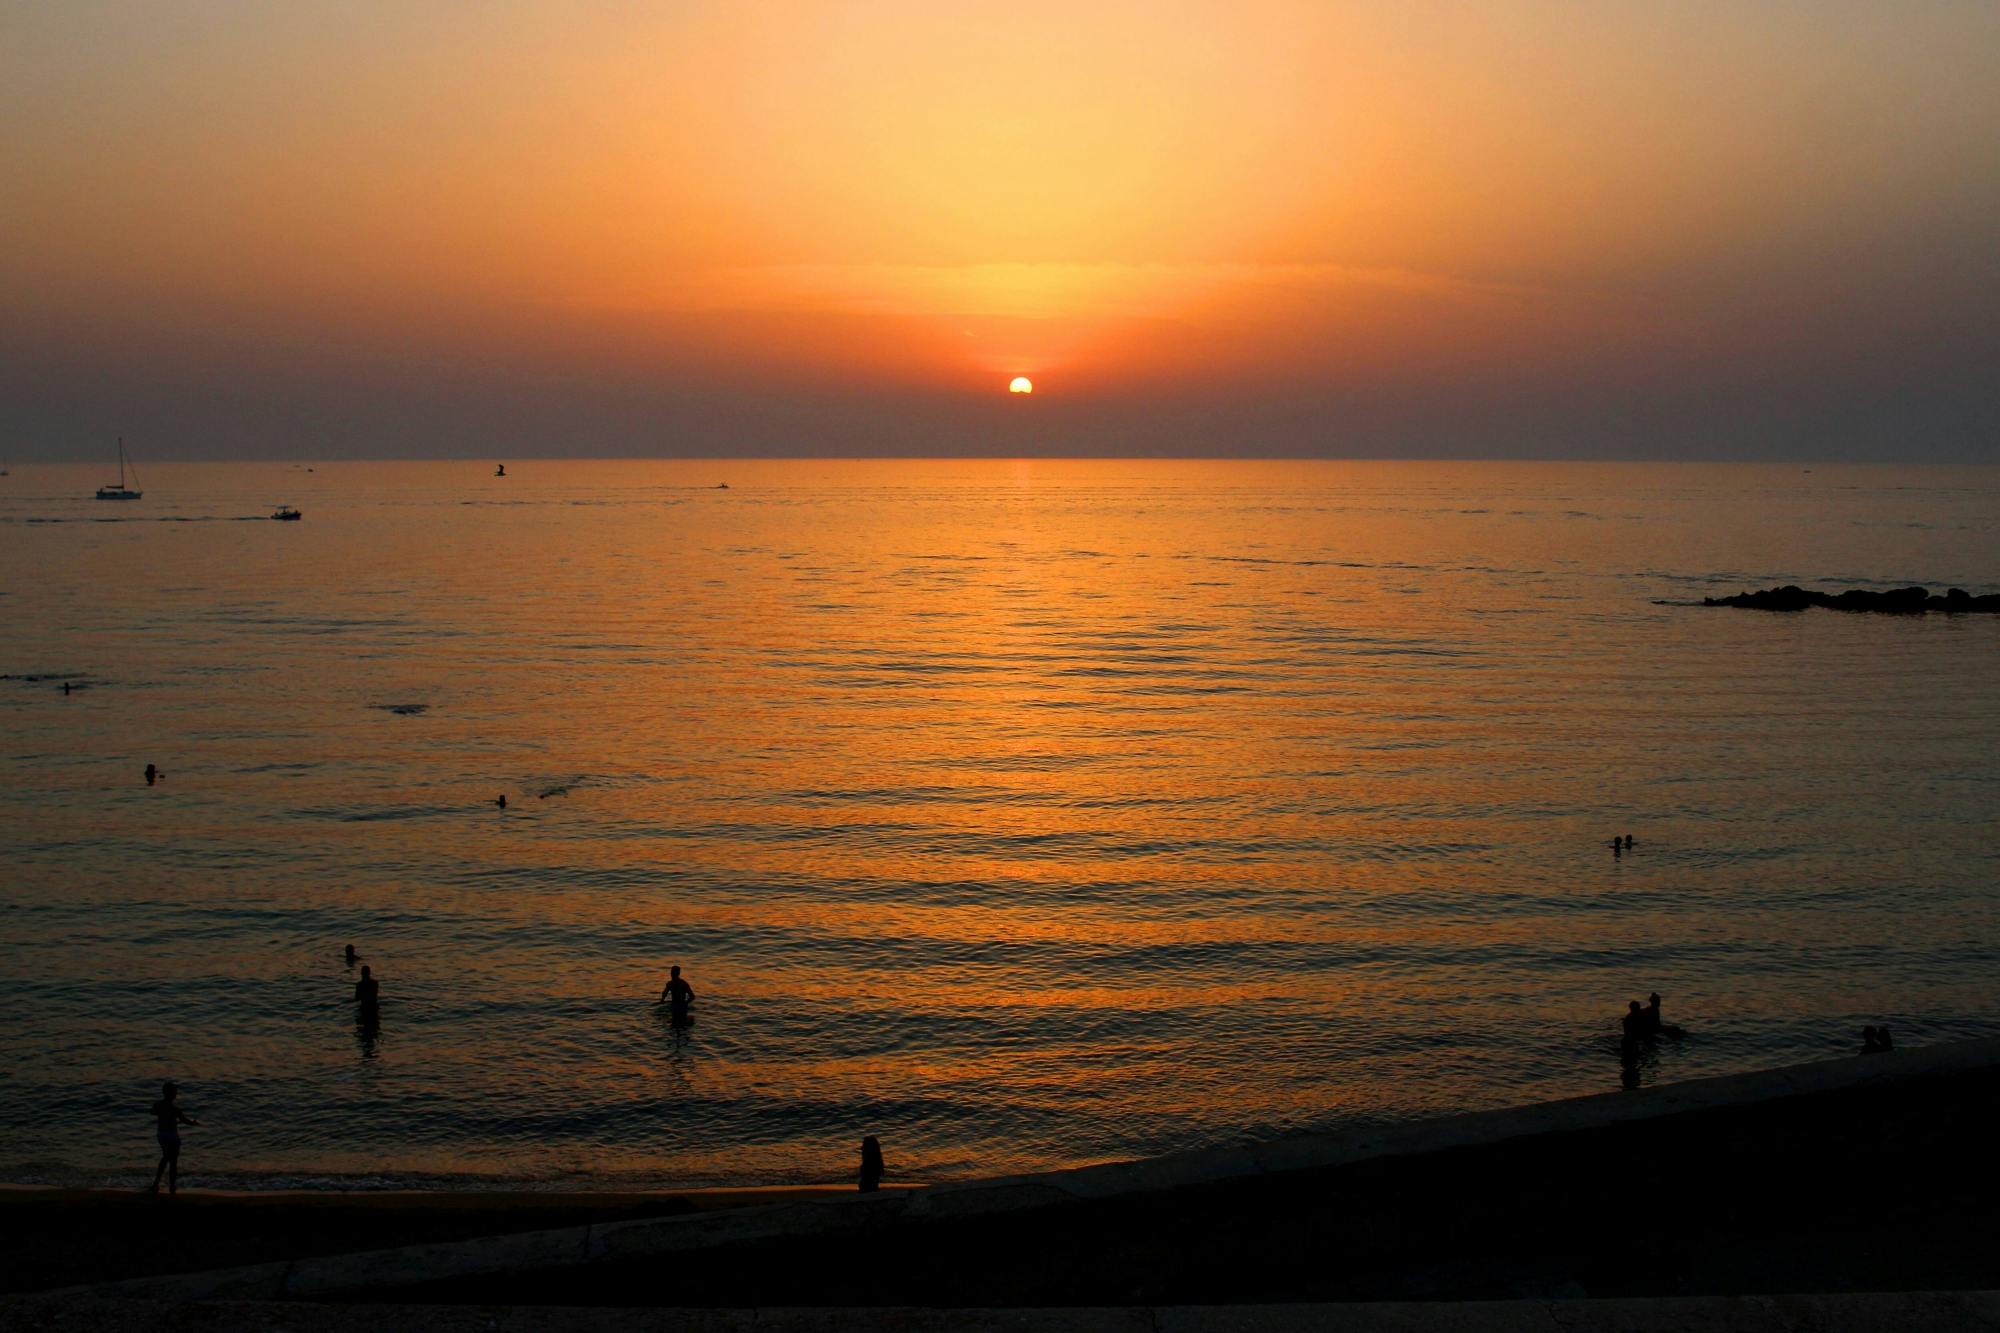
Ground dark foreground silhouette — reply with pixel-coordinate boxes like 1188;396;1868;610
859;1136;885;1193
1705;585;2000;613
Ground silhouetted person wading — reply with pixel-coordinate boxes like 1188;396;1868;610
1641;992;1685;1039
659;966;695;1022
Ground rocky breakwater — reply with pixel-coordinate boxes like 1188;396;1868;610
1704;585;2000;613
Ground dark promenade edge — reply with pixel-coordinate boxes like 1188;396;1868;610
9;1037;1999;1311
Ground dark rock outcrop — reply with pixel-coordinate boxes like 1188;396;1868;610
1704;585;2000;613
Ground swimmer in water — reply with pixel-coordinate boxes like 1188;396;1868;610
1642;991;1686;1039
344;944;359;966
145;764;158;786
659;965;696;1019
1622;1000;1646;1042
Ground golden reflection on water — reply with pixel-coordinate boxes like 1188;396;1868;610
1;459;1998;1187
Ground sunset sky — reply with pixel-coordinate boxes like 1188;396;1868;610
4;1;1996;460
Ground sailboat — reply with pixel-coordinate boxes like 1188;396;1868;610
95;438;142;500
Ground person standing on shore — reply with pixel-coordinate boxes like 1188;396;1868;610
148;1082;199;1196
859;1135;885;1192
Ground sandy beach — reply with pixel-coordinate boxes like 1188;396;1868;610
0;1184;874;1296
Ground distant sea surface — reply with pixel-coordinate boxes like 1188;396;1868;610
3;459;1997;1190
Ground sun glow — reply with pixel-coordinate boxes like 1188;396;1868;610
3;2;1991;450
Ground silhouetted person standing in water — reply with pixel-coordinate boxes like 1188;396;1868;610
496;794;507;809
659;966;695;1022
859;1136;885;1192
1619;1002;1648;1088
1622;1000;1646;1042
145;764;158;786
355;964;380;1010
1642;992;1685;1039
148;1082;198;1195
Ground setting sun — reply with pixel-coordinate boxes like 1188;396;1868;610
1009;377;1033;395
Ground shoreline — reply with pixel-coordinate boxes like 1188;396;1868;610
10;1036;1998;1305
0;1181;916;1201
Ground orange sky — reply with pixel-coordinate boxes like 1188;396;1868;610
3;1;1996;457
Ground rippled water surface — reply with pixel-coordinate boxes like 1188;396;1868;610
3;459;1998;1189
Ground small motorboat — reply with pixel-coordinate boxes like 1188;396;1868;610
271;505;302;521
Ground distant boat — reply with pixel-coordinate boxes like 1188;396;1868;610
271;505;302;521
95;438;142;500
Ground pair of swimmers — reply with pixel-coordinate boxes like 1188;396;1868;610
1621;992;1684;1043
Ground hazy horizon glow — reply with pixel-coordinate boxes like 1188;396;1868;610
3;1;1997;460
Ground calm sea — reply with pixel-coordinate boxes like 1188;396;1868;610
2;459;1997;1190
